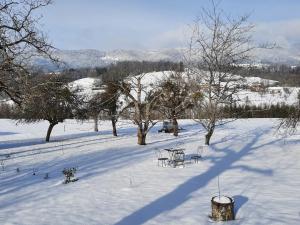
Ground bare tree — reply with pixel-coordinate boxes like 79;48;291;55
86;93;103;132
157;70;193;136
88;64;127;136
120;74;161;145
85;81;123;135
0;0;55;104
187;0;254;145
70;82;104;133
100;81;123;136
278;91;300;135
17;75;81;142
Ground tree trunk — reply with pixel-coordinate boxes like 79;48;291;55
172;116;178;136
46;122;56;142
94;116;99;132
211;196;235;221
205;127;214;145
111;118;117;136
137;128;147;145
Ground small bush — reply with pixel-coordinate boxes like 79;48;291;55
44;173;49;179
62;167;78;184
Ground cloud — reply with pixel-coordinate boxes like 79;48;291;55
151;19;300;50
146;24;190;49
254;19;300;48
40;1;300;51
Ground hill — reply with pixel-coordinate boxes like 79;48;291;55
32;45;300;71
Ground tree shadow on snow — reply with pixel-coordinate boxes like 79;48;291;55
0;124;139;151
233;195;248;216
114;127;280;225
0;133;134;160
0;144;149;197
0;132;100;151
0;128;201;202
0;131;18;136
0;125;200;205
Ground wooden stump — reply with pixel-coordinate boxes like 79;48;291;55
211;196;235;221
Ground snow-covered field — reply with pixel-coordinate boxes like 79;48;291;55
238;87;300;106
0;119;300;225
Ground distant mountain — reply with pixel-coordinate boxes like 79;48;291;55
253;47;300;65
32;45;300;71
32;49;185;71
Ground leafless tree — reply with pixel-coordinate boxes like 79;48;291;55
85;81;123;135
86;93;104;132
278;91;300;135
157;70;193;136
120;73;161;145
17;75;81;142
100;81;123;136
187;0;255;145
0;0;56;104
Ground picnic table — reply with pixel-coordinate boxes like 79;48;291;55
164;148;185;167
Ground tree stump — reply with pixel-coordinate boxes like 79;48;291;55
211;196;235;221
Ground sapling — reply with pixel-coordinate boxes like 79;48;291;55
62;167;78;184
0;160;4;171
218;175;221;201
44;173;49;179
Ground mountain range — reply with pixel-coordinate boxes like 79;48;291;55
33;45;300;70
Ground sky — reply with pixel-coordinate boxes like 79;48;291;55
39;0;300;51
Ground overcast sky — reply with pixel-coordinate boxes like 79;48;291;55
39;0;300;51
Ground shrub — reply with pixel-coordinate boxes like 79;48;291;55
62;167;78;184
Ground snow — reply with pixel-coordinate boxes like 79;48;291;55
238;63;270;69
243;76;279;86
121;71;172;105
70;77;100;93
238;87;300;106
69;77;102;98
71;77;98;90
213;196;232;204
125;71;298;106
67;71;299;107
101;55;120;61
136;71;171;87
0;118;300;224
0;99;15;106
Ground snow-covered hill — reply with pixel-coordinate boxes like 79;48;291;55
238;87;300;106
70;71;297;106
0;72;292;107
68;77;107;108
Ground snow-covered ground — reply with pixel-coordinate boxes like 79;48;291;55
0;119;300;225
238;87;300;106
70;77;102;97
